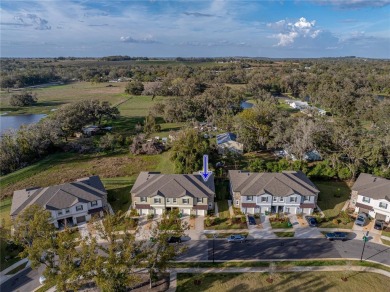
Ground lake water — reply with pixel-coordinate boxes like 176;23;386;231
241;101;254;109
0;114;47;135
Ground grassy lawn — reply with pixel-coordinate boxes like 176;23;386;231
317;219;354;229
5;262;27;275
214;179;230;201
274;232;295;237
204;232;249;239
205;217;247;230
176;272;389;292
0;237;23;271
382;228;390;238
102;177;135;213
382;239;390;246
0;198;12;229
270;219;292;229
314;180;351;218
216;201;230;219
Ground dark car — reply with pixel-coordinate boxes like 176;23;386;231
305;216;318;227
248;216;256;225
325;232;348;241
374;220;385;230
167;236;182;243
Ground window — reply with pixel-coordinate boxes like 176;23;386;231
304;196;310;201
173;198;177;203
76;205;83;211
236;200;239;205
167;198;171;203
58;211;63;216
65;209;70;214
290;197;297;203
141;197;147;202
362;197;370;203
91;201;98;207
183;199;189;204
154;198;161;204
197;198;203;203
247;196;253;201
280;197;284;202
273;197;277;202
379;202;388;209
261;197;268;202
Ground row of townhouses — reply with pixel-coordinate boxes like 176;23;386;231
10;172;390;228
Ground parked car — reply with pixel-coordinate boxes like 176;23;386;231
374;220;385;230
355;213;368;226
226;234;246;243
39;275;46;285
305;216;318;227
167;236;182;243
248;216;256;225
325;232;348;241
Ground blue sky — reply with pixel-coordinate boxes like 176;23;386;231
1;0;389;58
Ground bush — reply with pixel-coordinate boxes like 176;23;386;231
241;215;247;223
147;214;154;220
10;91;37;106
190;214;196;219
332;219;339;225
205;217;212;227
125;80;144;95
130;208;139;217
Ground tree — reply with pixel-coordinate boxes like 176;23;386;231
125;81;144;95
143;114;161;134
170;128;213;173
10;91;37;107
144;209;188;288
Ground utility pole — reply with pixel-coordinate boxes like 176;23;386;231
360;231;369;261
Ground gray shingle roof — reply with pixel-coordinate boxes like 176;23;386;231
10;176;107;216
229;170;319;197
131;172;215;199
352;173;390;201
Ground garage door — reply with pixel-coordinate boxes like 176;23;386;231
155;208;163;215
197;210;205;216
141;209;149;215
375;213;387;220
76;216;86;224
182;209;191;215
303;208;312;215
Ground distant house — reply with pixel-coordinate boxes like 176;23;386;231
350;173;390;222
216;133;244;155
287;101;309;110
131;172;215;216
229;170;319;215
82;125;100;136
303;150;322;162
10;176;108;228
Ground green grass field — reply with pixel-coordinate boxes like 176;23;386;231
314;180;351;218
274;232;295;237
177;272;389;292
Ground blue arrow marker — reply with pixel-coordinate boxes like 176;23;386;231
199;154;212;182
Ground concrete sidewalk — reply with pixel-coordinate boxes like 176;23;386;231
167;265;390;291
0;258;30;285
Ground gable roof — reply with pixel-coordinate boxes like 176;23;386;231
352;173;390;201
229;170;319;197
216;132;237;145
131;172;215;199
11;176;107;216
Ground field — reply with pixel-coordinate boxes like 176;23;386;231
177;272;389;292
314;180;351;218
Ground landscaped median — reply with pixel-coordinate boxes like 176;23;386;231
269;214;292;229
204;216;248;230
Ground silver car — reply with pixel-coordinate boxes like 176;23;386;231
226;234;246;243
355;213;368;226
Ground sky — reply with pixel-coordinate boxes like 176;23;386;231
1;0;389;58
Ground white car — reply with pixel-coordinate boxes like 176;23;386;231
226;234;246;243
39;275;46;285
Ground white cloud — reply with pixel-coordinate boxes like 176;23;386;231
268;17;322;46
120;35;158;44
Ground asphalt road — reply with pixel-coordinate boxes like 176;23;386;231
0;265;44;292
2;239;389;291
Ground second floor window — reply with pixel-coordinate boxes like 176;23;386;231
141;197;147;202
261;197;268;202
247;196;253;201
304;196;310;201
236;200;239;205
379;202;388;209
58;211;63;216
173;198;177;203
154;198;161;204
183;199;189;204
65;209;70;214
362;197;370;203
273;197;277;202
290;197;297;203
167;198;171;203
280;197;284;202
91;201;98;207
197;198;203;203
76;205;83;211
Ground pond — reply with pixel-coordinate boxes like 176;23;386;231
240;101;254;109
0;114;47;135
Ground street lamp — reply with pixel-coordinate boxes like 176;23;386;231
360;231;369;261
213;234;217;264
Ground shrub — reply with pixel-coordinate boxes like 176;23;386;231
10;91;37;107
332;219;339;225
241;215;247;223
147;214;154;220
205;217;212;227
190;214;196;219
130;208;139;217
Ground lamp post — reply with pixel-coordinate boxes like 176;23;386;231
213;234;217;264
360;231;369;261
